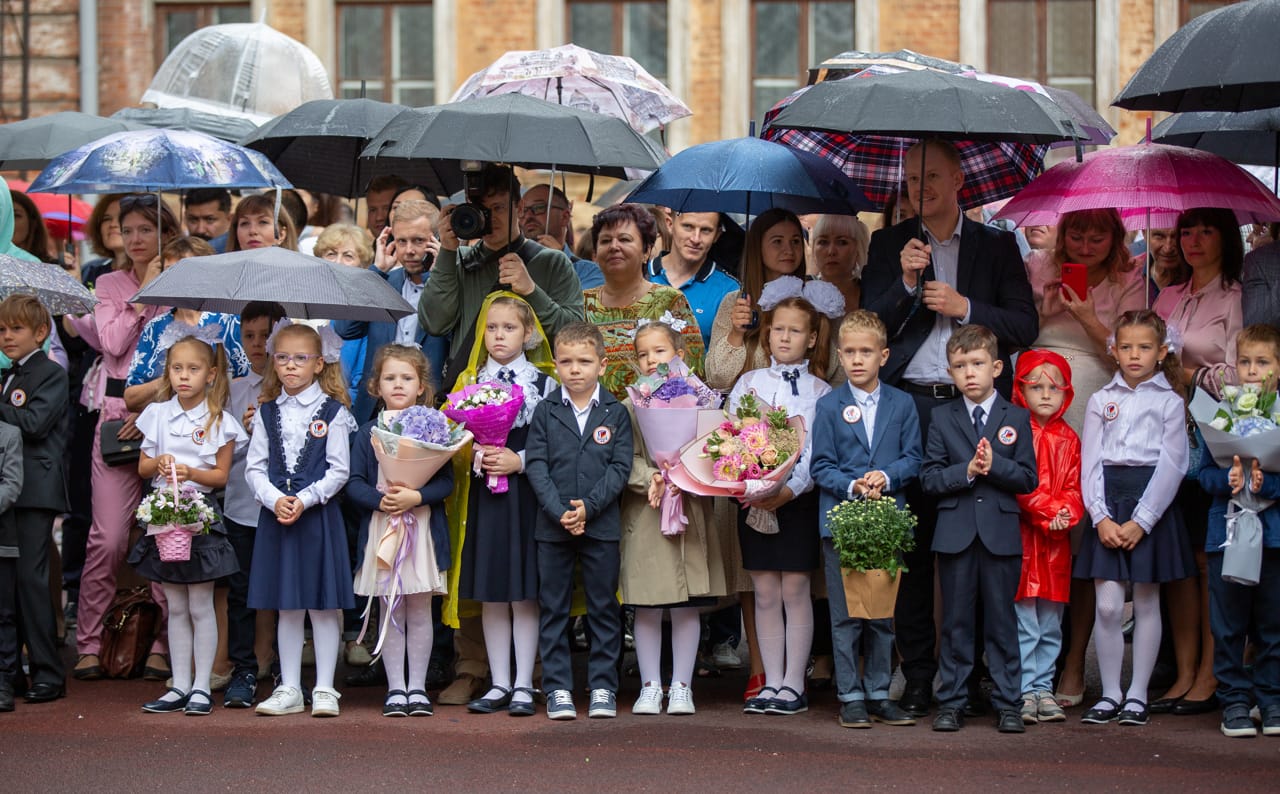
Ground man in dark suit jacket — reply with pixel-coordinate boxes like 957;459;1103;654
524;323;633;720
861;139;1038;716
0;295;69;702
334;199;450;423
920;326;1037;733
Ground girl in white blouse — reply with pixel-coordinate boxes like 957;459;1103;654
729;277;844;716
129;327;245;716
1076;310;1193;728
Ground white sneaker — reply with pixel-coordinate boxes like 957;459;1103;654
711;641;742;669
632;682;663;715
667;682;695;715
255;685;304;716
311;687;341;717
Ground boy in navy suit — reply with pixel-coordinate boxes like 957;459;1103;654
920;324;1036;734
0;420;22;712
525;322;633;720
0;296;69;703
812;310;923;729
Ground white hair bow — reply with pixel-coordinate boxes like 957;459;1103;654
157;321;223;353
266;318;344;364
628;311;689;339
757;275;846;319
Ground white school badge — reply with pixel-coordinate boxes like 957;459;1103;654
1103;402;1119;421
997;426;1017;446
191;427;207;445
9;389;25;407
842;404;862;424
309;419;329;438
593;426;612;445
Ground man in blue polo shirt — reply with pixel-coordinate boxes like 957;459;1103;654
644;211;740;348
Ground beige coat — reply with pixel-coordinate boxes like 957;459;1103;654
619;402;728;606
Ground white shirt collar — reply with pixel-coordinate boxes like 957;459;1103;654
1103;370;1173;393
768;357;809;374
563;384;601;411
482;353;528;379
924;211;964;247
278;380;325;408
962;389;999;419
173;398;211;423
848;382;881;405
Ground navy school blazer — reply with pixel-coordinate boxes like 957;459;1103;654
0;350;68;512
524;386;633;543
920;393;1037;556
811;382;923;539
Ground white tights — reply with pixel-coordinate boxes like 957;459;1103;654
633;606;702;689
278;608;341;691
481;600;539;703
381;593;434;704
1093;579;1161;708
160;581;216;703
751;571;812;701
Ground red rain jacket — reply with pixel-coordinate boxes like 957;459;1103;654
1012;350;1084;603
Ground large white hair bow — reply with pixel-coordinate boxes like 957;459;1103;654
757;275;846;319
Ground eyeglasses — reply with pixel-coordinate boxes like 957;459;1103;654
118;194;160;213
273;353;320;366
519;203;568;217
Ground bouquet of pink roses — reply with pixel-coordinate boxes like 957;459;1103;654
666;394;806;498
442;381;525;493
626;359;721;536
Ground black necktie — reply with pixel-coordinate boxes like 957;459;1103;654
781;369;800;396
497;367;515;384
972;405;986;438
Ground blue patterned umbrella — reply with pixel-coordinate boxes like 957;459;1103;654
0;254;98;315
27;128;291;194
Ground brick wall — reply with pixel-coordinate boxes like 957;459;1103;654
97;0;154;115
686;0;721;144
1117;0;1156;144
0;0;80;120
879;0;961;62
453;0;538;92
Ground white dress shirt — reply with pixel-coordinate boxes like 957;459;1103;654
845;382;888;499
1081;372;1188;533
902;213;972;384
245;381;357;511
223;370;264;526
562;384;601;434
727;358;833;496
137;395;247;492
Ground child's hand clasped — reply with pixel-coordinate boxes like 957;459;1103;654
274;496;303;525
1049;507;1072;531
479;445;523;477
560;499;587;535
967;438;992;479
379;485;423;515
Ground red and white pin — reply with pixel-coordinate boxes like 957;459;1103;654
191;427;207;445
842;404;862;424
997;426;1018;446
309;419;329;438
1103;402;1119;421
9;389;25;407
593;426;612;445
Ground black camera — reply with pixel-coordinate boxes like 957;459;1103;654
450;160;492;239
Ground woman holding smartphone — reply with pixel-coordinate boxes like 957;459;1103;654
1022;207;1145;709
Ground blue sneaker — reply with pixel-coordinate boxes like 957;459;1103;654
546;689;576;720
588;689;617;719
224;671;257;708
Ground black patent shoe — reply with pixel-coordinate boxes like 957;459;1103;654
383;689;409;718
1117;698;1150;726
508;687;536;717
184;690;212;716
468;685;513;713
142;687;189;713
1081;696;1122;724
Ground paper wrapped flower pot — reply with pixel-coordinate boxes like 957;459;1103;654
840;568;902;620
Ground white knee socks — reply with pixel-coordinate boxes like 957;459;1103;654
1126;582;1162;705
1092;579;1126;707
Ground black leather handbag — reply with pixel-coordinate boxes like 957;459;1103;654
99;420;142;467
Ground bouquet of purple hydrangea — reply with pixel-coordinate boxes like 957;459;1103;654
390;405;454;446
372;406;471;490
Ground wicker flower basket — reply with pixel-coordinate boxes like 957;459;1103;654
150;523;202;562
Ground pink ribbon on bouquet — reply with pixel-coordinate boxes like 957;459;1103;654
357;493;419;656
659;468;687;537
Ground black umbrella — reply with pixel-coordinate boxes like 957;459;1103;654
360;93;668;180
768;69;1082;145
111;107;260;143
241;98;436;197
0;111;148;170
1114;0;1280;113
1153;108;1280;193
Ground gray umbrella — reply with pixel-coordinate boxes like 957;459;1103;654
0;254;98;315
1153;107;1280;194
0;111;148;170
111;107;260;144
131;247;413;322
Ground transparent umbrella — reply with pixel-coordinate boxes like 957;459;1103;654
142;22;333;125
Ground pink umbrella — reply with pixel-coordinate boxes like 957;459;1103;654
993;142;1280;230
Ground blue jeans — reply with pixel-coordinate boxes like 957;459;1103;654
1209;550;1280;709
821;539;894;702
1015;596;1064;695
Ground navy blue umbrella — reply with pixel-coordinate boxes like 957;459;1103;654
624;136;873;216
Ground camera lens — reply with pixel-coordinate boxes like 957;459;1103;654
450;204;491;239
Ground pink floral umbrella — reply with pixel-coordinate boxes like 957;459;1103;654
993;142;1280;230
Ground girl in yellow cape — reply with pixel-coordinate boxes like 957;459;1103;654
444;292;558;716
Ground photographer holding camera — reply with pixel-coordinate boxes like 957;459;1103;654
421;163;584;375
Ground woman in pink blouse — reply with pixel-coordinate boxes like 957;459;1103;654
1025;209;1146;708
1151;207;1244;716
69;195;178;681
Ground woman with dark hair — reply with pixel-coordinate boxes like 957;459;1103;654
1149;206;1244;718
67;193;181;682
583;203;704;398
81;194;130;286
228;193;299;252
9;189;54;262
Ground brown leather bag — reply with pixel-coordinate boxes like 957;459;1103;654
100;587;161;678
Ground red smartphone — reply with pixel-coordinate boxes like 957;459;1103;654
1061;262;1088;301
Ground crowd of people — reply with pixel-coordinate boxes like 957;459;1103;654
1;142;1279;740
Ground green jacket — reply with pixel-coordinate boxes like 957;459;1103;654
419;237;584;359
